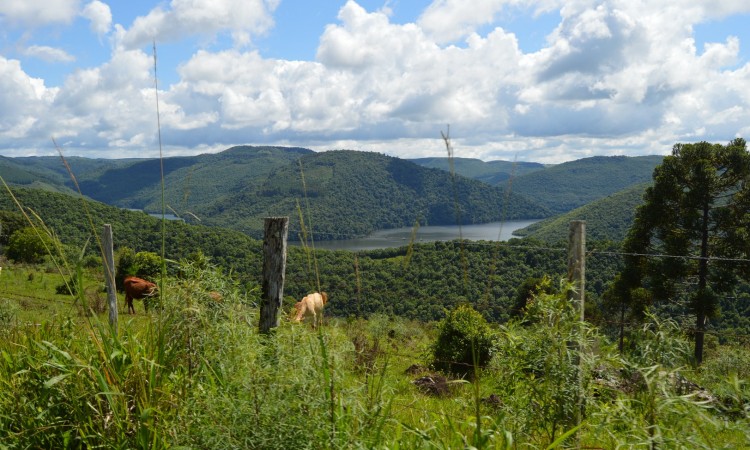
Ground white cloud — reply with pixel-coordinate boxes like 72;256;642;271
0;0;80;27
418;0;509;43
23;45;76;63
81;1;112;36
119;0;279;50
0;56;56;139
3;0;750;162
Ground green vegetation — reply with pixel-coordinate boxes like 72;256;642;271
3;147;549;240
1;260;747;448
513;182;650;244
1;136;749;446
6;226;56;263
201;150;549;239
410;156;546;185
608;139;750;364
431;304;497;377
512;155;663;214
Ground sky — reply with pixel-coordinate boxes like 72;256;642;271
1;0;749;164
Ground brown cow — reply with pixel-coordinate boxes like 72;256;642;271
123;276;158;314
292;292;328;329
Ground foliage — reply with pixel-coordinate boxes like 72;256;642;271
513;182;650;244
410;156;545;185
492;281;592;444
511;275;556;318
431;304;498;377
1;261;749;448
512;155;663;214
608;138;750;364
6;226;56;263
3;147;550;241
0;210;27;246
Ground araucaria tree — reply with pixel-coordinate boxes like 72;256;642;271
608;138;750;364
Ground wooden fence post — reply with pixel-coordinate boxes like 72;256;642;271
102;224;118;330
259;217;289;334
568;220;585;447
567;220;585;316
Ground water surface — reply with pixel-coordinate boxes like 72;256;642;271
301;220;539;252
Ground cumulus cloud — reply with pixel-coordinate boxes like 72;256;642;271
81;0;112;35
0;0;80;27
2;0;750;162
118;0;279;50
0;56;56;139
418;0;508;43
23;45;76;63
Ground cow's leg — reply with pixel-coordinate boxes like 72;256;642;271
126;294;134;314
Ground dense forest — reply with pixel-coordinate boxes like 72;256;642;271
510;155;663;213
410;156;546;184
2;186;748;339
3;148;550;240
513;182;651;244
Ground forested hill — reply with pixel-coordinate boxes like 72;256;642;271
4;146;548;240
200;150;550;239
511;155;663;214
410;157;546;185
0;186;613;322
512;183;651;244
76;145;315;210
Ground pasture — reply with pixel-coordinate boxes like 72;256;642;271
1;258;749;449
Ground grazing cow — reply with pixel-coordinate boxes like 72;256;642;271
292;292;328;329
123;276;158;314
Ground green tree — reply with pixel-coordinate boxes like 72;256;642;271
6;227;55;263
431;304;497;377
608;138;750;364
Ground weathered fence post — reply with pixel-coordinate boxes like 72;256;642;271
259;217;289;334
102;224;118;330
567;220;586;316
568;220;585;447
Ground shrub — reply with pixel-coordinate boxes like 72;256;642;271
431;304;497;377
6;227;54;263
115;248;164;288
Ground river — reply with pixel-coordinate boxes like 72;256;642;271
297;220;539;252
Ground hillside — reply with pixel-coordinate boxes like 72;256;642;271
0;155;76;194
0;186;604;322
410;157;546;185
79;146;314;211
511;155;663;214
2;186;748;333
5;147;548;240
513;183;650;244
201;150;550;239
0;187;265;276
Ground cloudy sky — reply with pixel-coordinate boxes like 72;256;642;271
1;0;749;163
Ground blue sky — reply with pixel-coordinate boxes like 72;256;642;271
1;0;749;163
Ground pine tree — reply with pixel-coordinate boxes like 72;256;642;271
608;138;750;364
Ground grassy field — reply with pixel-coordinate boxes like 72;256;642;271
1;257;749;449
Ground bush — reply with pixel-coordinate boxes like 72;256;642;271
6;227;54;263
431;304;497;377
115;248;164;289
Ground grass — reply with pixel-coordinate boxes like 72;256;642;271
1;258;748;448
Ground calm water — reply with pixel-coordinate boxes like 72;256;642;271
300;220;539;252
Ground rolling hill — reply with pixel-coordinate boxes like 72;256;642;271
512;182;651;244
200;150;550;239
410;157;546;185
509;155;662;214
2;147;549;240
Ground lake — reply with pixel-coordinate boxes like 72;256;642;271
297;220;539;252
